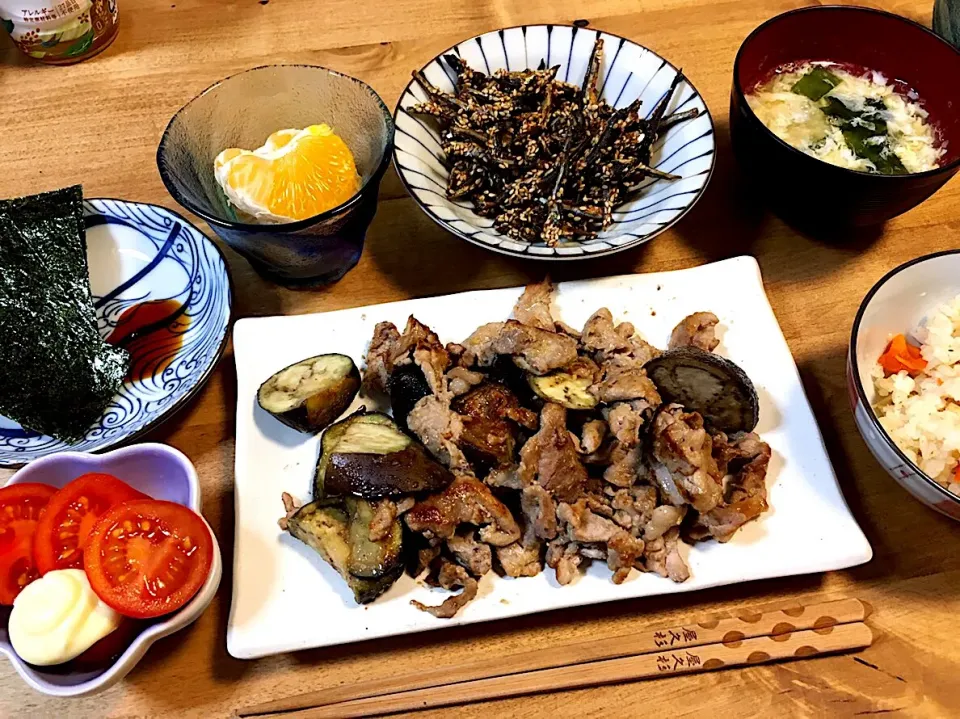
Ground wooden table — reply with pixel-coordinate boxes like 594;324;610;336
2;0;959;716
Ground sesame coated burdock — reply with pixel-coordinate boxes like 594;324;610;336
410;37;700;246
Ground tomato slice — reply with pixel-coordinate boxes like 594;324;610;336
33;473;148;575
0;483;57;605
84;500;213;619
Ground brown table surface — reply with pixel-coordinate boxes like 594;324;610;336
2;0;959;716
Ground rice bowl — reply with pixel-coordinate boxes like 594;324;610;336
872;295;960;496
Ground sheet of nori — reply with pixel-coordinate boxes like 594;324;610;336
0;186;130;442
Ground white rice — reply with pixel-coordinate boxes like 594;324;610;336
872;295;960;496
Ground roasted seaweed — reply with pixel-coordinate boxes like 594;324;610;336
0;186;129;441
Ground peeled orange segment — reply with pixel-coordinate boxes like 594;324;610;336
213;124;361;223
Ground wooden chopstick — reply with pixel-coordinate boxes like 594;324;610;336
282;622;873;719
238;597;867;717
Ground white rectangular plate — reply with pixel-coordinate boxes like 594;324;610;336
228;256;872;659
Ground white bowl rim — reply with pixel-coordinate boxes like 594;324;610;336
849;248;960;507
0;443;223;697
391;22;717;261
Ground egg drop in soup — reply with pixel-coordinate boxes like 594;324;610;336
746;63;944;175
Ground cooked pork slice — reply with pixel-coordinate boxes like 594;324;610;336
557;499;621;543
615;321;636;341
593;354;662;405
607;485;658;533
643;505;686;541
712;431;768;478
689;433;772;542
603;444;643;488
395;496;416;515
364;316;449;396
463;320;579;375
364;321;402;393
405;475;521;546
581;308;630;355
521;484;558;544
368;499;398;542
554;321;582;339
546;539;582;585
605;400;651;448
405;318;450;396
411;560;479;618
412;545;442;580
518;403;588;502
486;464;523;490
496;542;543;577
407;395;471;471
626;335;661;367
446;343;471;367
505;405;539;430
513;278;556;331
650;404;723;512
606;531;646;584
643;527;690;582
447;531;493;576
447;366;486;396
669;311;720;352
580;419;606;455
453;382;530;467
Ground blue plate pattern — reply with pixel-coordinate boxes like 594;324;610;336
393;24;716;260
0;199;232;467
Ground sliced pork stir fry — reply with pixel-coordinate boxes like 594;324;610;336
669;311;720;352
463;320;579;375
512;277;557;331
292;284;772;617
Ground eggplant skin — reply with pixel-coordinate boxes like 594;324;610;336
325;446;454;498
258;354;360;434
388;364;431;432
645;347;759;433
314;410;399;499
285;500;400;604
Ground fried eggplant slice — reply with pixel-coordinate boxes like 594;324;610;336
527;371;598;410
258;354;360;433
344;497;404;579
388;364;432;432
317;410;454;499
284;500;400;604
645;347;759;433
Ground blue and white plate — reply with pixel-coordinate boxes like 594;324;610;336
393;24;716;259
0;199;232;467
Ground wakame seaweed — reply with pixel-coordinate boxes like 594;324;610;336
0;186;129;442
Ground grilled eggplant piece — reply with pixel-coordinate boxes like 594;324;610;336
317;410;453;499
344;497;404;579
284;501;400;603
527;371;598;410
258;354;360;433
645;347;759;433
388;364;431;431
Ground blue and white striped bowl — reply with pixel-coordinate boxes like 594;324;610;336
0;199;232;467
393;24;716;260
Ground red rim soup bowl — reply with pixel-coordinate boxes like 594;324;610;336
730;6;960;229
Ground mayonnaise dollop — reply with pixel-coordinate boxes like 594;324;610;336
9;569;122;666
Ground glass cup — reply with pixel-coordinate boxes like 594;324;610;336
157;65;394;287
0;0;119;64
